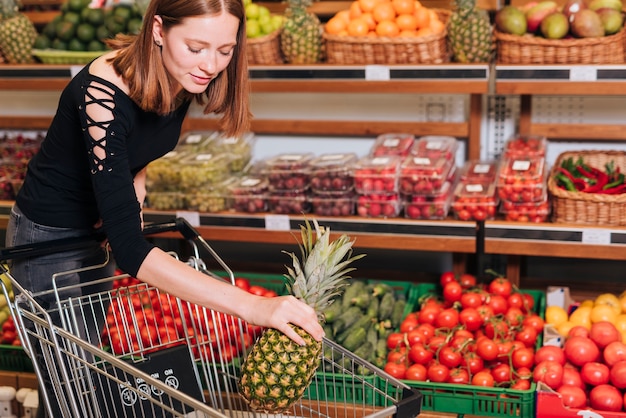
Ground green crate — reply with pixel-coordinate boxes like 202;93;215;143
304;371;378;405
0;344;34;372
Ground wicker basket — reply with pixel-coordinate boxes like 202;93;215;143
548;150;626;226
323;9;451;65
31;49;106;65
247;29;284;65
494;27;626;64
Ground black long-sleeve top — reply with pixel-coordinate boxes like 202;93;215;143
16;62;191;276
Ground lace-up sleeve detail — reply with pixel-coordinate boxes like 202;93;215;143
79;77;154;276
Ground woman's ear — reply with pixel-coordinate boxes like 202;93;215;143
152;14;164;46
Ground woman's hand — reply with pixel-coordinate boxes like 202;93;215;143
245;295;325;346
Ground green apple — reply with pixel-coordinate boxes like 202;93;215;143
245;3;260;20
246;19;261;38
270;14;284;31
258;5;271;20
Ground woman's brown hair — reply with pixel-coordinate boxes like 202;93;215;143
106;0;251;138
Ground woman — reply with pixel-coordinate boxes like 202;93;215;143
6;0;323;415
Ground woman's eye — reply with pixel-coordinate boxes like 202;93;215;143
189;47;202;53
220;49;234;57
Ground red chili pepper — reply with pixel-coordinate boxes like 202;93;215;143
576;165;597;180
598;184;626;194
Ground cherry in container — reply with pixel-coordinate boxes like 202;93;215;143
403;181;453;220
503;134;547;159
500;197;551;223
497;156;547;203
356;193;401;218
228;176;269;213
268;191;311;214
261;152;314;192
370;133;415;157
459;159;499;183
310;192;355;216
411;135;459;162
352;155;400;194
399;154;454;195
309;153;357;194
451;180;498;221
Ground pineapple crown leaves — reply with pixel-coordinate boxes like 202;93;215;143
0;0;20;19
283;219;365;317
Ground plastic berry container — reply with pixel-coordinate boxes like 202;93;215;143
178;153;230;191
267;191;311;214
228;176;269;213
411;135;459;162
352;155;400;194
310;192;355;216
145;191;186;211
261;153;314;192
145;150;187;192
503;134;547;159
459;160;499;182
496;156;547;203
355;193;401;218
184;179;233;213
399;155;454;195
370;133;415;157
403;181;453;220
500;196;551;223
451;180;498;221
309;153;357;195
176;130;216;151
207;131;256;173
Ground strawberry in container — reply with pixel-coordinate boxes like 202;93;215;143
228;175;269;213
497;156;547;203
399;154;454;195
309;152;357;195
459;159;499;183
356;193;401;218
451;179;498;221
262;152;314;192
503;134;547;159
403;181;453;220
500;197;551;222
310;192;355;216
411;135;459;162
352;155;400;194
268;190;311;214
370;133;415;157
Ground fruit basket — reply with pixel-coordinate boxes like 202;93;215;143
247;28;284;65
494;26;626;64
322;9;450;65
548;150;626;225
31;48;106;65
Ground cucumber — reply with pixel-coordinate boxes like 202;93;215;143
350;291;372;309
342;280;367;309
378;291;395;320
366;294;380;318
336;314;373;344
352;341;373;361
323;298;342;323
343;327;367;352
390;299;407;328
366;325;379;347
375;338;388;359
332;306;363;335
371;282;393;297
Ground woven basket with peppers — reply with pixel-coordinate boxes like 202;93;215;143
548;150;626;226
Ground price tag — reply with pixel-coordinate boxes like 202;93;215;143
175;211;200;227
473;164;490;174
569;66;597;81
581;228;611;245
265;214;290;231
365;65;390;81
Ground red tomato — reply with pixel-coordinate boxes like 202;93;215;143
438;346;462;369
564;336;600;367
507;293;525;310
387;332;406;350
604;341;626;367
491;363;513;385
589;321;621;350
461;352;485;375
610;360;626;389
568;326;589;339
484;319;509;340
435;308;460;329
234;277;251;292
384;362;407;380
511;379;531;390
439;271;457;287
557;385;587;409
505;307;525;326
476;338;499;361
533;360;564;390
488;277;513;298
404;364;427;381
459;273;477;289
460;292;484;309
515;325;538;348
589;384;623;412
561;367;585;390
264;290;278;298
447;368;470;384
522;314;545;334
248;285;268;296
427;362;450;383
459;308;482;331
472;370;495;387
486;294;509;315
581;362;610;386
415;323;436;340
512;347;535;369
408;343;433;365
443;281;463;303
406;329;426;346
418;305;441;325
535;345;566;365
400;317;419;333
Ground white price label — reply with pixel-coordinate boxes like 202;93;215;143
175;211;200;227
365;65;390;81
265;214;291;231
569;66;597;81
511;160;531;171
581;228;611;245
473;164;490;174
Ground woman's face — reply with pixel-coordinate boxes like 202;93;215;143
153;12;239;95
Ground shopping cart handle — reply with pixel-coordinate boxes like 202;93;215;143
142;218;200;241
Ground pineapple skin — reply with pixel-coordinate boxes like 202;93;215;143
0;0;37;64
239;325;322;414
447;0;493;63
280;0;323;64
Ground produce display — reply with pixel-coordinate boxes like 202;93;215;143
0;273;17;346
403;181;452;220
280;0;323;64
309;153;356;194
243;0;284;39
370;133;415;157
495;0;624;39
0;131;43;200
496;156;547;203
451;177;498;221
0;0;38;63
324;0;445;38
447;0;493;62
553;155;626;194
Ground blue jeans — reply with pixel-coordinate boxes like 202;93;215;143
6;204;115;417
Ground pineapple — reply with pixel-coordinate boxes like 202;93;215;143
447;0;493;63
280;0;323;64
0;0;37;64
238;219;364;413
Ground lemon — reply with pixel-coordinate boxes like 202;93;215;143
591;304;618;323
614;314;626;333
557;321;576;337
546;305;569;327
595;293;622;316
580;299;595;308
569;306;592;330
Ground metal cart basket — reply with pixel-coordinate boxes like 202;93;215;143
0;218;422;418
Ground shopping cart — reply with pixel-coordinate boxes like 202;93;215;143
0;218;422;418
